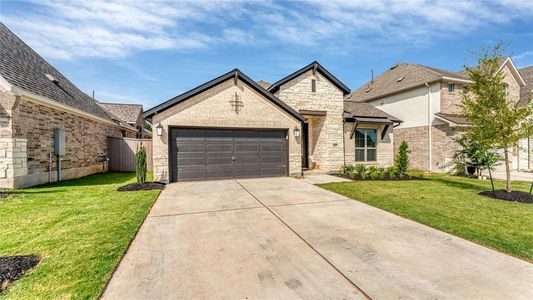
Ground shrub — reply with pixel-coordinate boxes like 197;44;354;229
136;144;147;184
395;141;410;176
377;167;386;179
339;164;355;175
348;170;357;180
386;166;397;179
368;166;379;180
355;164;366;175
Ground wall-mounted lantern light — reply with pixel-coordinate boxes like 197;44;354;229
293;127;300;138
156;122;163;136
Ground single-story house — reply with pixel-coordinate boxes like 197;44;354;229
348;57;532;172
0;22;137;188
144;62;401;183
98;102;151;139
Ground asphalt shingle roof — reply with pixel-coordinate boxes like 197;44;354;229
519;66;533;107
256;80;271;89
98;103;142;124
344;101;401;123
0;22;114;121
347;63;469;103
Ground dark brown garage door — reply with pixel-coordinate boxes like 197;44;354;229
170;128;288;182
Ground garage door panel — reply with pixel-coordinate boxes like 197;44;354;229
171;128;288;182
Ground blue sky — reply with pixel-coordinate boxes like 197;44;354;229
1;0;532;110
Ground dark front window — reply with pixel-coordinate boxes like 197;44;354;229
355;129;377;162
311;79;316;92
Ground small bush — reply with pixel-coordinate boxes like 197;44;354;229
348;170;357;180
355;164;366;175
136;144;147;184
368;166;379;180
395;141;410;176
386;166;397;178
377;167;386;179
339;164;355;175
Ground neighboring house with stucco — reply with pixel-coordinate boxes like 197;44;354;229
98;102;151;139
0;23;136;188
348;57;531;172
144;62;401;183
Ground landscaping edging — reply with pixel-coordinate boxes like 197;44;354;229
331;173;426;181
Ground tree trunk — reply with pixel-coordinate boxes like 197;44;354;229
504;148;512;192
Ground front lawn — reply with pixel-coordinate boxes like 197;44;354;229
319;174;533;262
0;172;161;299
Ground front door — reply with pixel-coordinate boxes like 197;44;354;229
302;122;309;169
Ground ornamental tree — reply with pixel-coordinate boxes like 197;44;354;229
460;42;533;192
136;144;147;184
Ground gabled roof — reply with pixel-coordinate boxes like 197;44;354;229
268;61;351;95
519;65;533;107
347;63;471;103
0;22;117;122
344;101;401;123
435;113;470;126
144;69;305;122
256;80;271;89
98;103;143;124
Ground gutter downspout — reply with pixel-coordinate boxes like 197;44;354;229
425;82;432;172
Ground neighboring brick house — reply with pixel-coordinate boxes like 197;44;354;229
348;57;531;172
98;103;151;139
0;23;136;188
144;62;401;183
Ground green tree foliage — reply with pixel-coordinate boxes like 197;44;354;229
136;144;147;184
460;42;533;192
395;141;410;176
454;136;501;176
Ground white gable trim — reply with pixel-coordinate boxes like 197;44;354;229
0;74;13;92
498;57;526;86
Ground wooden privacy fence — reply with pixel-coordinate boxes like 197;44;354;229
108;137;153;172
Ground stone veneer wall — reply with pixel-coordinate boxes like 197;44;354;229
0;91;134;188
274;70;344;171
151;78;302;182
394;124;462;172
343;122;394;168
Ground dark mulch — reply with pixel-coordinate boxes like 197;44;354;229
117;182;165;192
479;190;533;203
331;173;427;181
0;255;40;292
0;192;9;200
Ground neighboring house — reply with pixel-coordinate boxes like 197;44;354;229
144;62;400;183
348;57;530;172
98;102;151;138
0;23;136;188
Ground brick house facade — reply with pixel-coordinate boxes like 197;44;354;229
348;58;530;172
145;62;400;183
0;23;136;188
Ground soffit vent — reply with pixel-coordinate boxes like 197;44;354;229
397;76;405;82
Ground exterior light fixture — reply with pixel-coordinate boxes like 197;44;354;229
293;127;300;138
155;122;163;136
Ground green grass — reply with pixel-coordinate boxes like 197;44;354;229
0;172;161;299
318;174;533;262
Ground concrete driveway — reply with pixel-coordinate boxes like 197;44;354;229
102;177;533;299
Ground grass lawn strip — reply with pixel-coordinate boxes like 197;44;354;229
318;174;533;262
0;172;160;299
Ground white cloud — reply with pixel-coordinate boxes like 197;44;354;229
1;0;531;59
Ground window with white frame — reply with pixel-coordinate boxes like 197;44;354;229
355;129;377;162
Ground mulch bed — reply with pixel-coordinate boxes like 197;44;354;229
479;190;533;204
0;255;40;292
332;173;426;181
0;192;9;200
117;182;165;192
